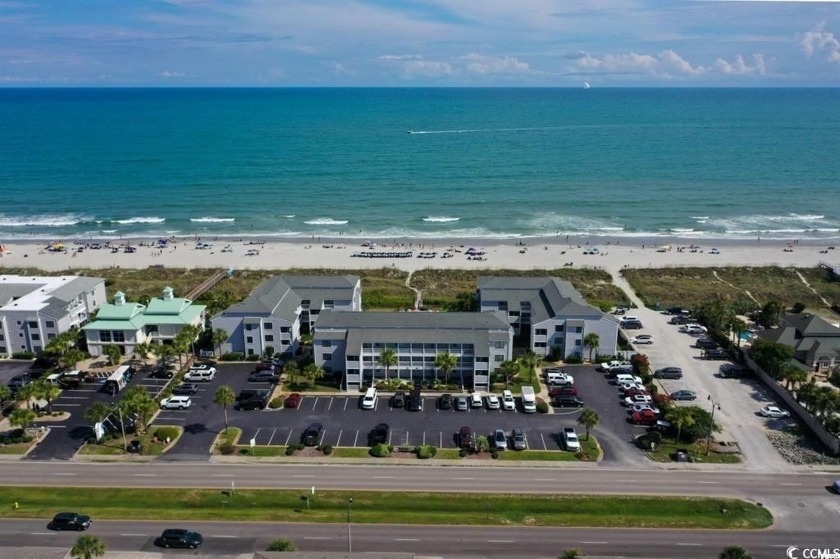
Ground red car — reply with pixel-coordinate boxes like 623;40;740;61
549;386;578;398
624;387;651;398
631;409;658;425
284;393;302;409
255;363;275;372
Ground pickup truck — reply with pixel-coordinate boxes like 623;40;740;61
598;360;631;373
561;427;581;452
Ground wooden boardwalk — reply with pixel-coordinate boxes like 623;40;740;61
819;260;840;279
186;270;227;300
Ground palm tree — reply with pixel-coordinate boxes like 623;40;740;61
434;351;458;386
102;344;121;367
785;368;808;391
0;385;11;406
284;361;300;385
180;324;201;358
378;348;397;381
61;348;86;369
212;328;228;358
720;545;752;559
666;407;696;444
583;333;600;362
520;351;540;384
730;317;747;346
133;341;152;364
84;401;111;425
577;408;600;441
16;382;39;410
71;534;106;559
9;408;36;431
214;385;236;434
120;386;157;434
34;379;61;414
304;363;325;387
156;343;175;368
499;360;520;389
172;332;190;367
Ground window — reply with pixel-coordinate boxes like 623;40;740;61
33;346;41;352
31;334;40;341
322;340;332;347
246;336;254;344
100;331;112;342
535;342;547;348
245;324;253;331
47;333;55;340
575;339;582;346
497;302;508;311
28;321;38;329
324;299;334;308
301;299;310;306
0;346;5;353
535;328;547;335
494;355;504;362
45;320;55;328
0;334;3;341
264;335;274;342
347;355;359;362
280;326;290;333
476;356;488;363
576;326;583;333
323;353;332;361
247;349;254;356
113;331;125;343
264;322;273;329
494;341;506;349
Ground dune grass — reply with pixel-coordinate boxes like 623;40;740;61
0;486;771;529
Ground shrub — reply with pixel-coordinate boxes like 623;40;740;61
155;426;180;442
458;448;469;458
564;354;583;364
415;445;437;459
535;398;549;413
631;353;651;375
11;351;35;360
219;442;236;455
321;444;333;455
246;354;260;361
221;352;244;361
266;539;297;552
370;443;391;457
790;302;806;314
491;451;500;459
654;393;673;408
268;397;285;409
285;445;297;456
596;354;617;363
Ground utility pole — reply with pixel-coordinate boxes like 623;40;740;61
347;497;353;555
706;395;720;455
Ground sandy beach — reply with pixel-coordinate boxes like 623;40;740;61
0;237;836;275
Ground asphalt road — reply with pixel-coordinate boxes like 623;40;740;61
0;518;832;558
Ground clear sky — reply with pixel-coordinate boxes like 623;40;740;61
1;0;838;87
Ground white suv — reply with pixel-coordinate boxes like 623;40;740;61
501;390;515;410
160;395;192;410
185;369;215;382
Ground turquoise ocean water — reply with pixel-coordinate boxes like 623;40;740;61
1;87;838;241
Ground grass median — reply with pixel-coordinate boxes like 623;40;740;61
0;487;771;529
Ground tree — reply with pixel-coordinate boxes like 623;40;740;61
264;346;275;359
730;317;747;346
577;408;600;441
499;360;520;389
180;324;202;357
84;401;111;425
172;332;190;367
758;300;785;328
212;328;229;357
0;385;11;406
666;407;696;444
120;386;157;434
559;550;583;559
133;342;152;364
9;408;36;431
378;348;397;381
720;545;752;559
34;379;61;414
16;382;39;410
434;351;457;386
749;338;793;377
267;539;298;552
304;363;325;387
102;344;121;366
520;351;540;384
785;367;809;391
214;385;236;434
583;333;600;362
156;343;175;368
284;361;300;385
70;534;106;559
61;348;86;369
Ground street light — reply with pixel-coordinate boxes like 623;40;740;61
347;497;353;554
706;395;721;455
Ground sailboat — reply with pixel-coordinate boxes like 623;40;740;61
583;81;591;90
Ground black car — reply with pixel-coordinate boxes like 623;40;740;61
654;367;683;380
302;423;324;446
49;512;92;531
157;529;203;549
370;423;390;445
237;388;268;402
238;394;268;411
695;337;719;349
554;396;585;408
669;315;693;325
438;393;453;410
719;364;754;379
172;383;199;396
408;388;423;411
392;391;406;408
704;348;729;360
147;366;174;379
621;320;643;330
8;374;32;392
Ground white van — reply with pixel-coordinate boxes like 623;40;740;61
521;386;537;413
361;387;377;410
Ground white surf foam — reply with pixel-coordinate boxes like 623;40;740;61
423;216;460;223
0;214;88;227
304;218;349;226
190;217;235;223
114;216;166;224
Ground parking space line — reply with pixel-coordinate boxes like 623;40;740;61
267;429;277;446
253;428;261;443
327;397;334;411
311;397;318;410
54;403;82;407
353;430;359;447
284;430;292;445
58;396;88;400
540;433;548;450
343;398;349;411
319;428;327;446
403;430;409;445
395;538;420;541
336;429;343;447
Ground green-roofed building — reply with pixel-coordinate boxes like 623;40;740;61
83;287;206;358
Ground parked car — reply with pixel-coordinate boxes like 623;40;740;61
485;393;501;410
8;374;32;392
554;396;585;408
624;387;651;398
631;409;659;425
184;369;215;382
549;386;578;398
703;348;729;360
157;529;203;549
438;393;453;410
248;370;279;383
187;364;216;373
49;512;92;531
147;366;174;379
621;319;643;330
630;403;659;415
370;423;390;445
624;394;653;406
392;391;406;408
458;426;474;450
561;427;581;451
680;324;707;335
238;394;268;411
455;395;469;411
666;306;691;315
654;367;683;380
160;396;191;410
695;337;719;349
492;428;508;451
599;360;630;372
284;393;302;408
670;314;693;325
501;390;515;410
759;405;790;418
408;388;423;411
59;370;90;389
254;362;275;372
631;335;655;345
670;390;698;401
511;428;527;451
618;382;644;394
302;423;324;446
470;392;483;408
719;364;754;379
172;383;199;396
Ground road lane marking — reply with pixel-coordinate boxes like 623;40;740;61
312;397;319;410
487;540;515;543
454;477;475;480
293;475;314;478
615;479;638;482
373;476;395;479
353;430;359;447
780;483;801;486
580;541;607;544
37;424;65;428
53;473;76;476
304;537;332;540
212;474;234;477
439;431;443;448
59;396;89;400
343;398;349;411
54;403;81;407
284;430;292;446
677;543;703;546
395;538;420;541
133;474;156;477
540;433;547;450
534;478;555;482
423;431;426;446
121;533;148;537
211;535;238;538
253;428;261;443
30;532;54;536
696;481;718;484
327;397;334;411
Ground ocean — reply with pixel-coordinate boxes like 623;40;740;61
1;87;838;242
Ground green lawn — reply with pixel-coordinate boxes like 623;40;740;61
79;426;179;456
331;447;371;458
0;486;772;529
646;439;743;464
499;436;600;462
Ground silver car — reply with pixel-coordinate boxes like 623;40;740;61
492;429;507;451
511;429;527;451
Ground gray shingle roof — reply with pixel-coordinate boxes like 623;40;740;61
219;275;359;320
